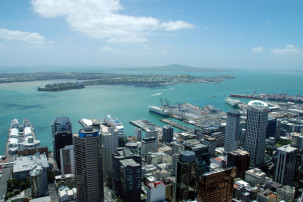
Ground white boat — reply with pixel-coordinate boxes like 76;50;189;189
104;114;125;131
148;105;169;117
225;97;240;108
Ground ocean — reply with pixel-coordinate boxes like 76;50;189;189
1;70;303;153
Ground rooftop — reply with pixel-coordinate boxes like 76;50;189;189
248;100;268;110
146;180;165;189
120;158;140;167
13;153;49;174
277;144;297;153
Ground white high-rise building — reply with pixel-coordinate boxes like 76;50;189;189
101;131;117;181
274;145;297;185
134;128;142;142
244;100;268;167
224;110;240;153
145;126;158;139
146;181;166;202
60;145;75;175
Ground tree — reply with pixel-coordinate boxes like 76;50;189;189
7;178;20;192
47;170;55;183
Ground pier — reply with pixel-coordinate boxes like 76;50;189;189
129;120;162;132
160;119;195;133
230;93;303;104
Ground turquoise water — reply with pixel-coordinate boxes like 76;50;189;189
1;70;303;153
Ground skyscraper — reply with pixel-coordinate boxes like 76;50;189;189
162;125;173;143
51;116;73;169
274;145;297;186
244;100;269;167
184;143;210;178
141;137;158;160
175;151;196;202
101;131;117;182
120;159;142;202
74;126;104;202
112;148;142;198
197;168;236;202
30;165;48;198
227;149;250;178
60;145;75;175
224;110;240;153
134;128;142;142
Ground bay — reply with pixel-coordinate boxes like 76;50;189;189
1;70;303;154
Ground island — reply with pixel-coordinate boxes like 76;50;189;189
0;72;235;92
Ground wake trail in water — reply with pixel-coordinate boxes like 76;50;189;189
133;92;162;103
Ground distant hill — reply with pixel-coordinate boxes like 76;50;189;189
120;64;236;72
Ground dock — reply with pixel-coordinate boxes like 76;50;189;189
129;120;161;132
160;119;195;133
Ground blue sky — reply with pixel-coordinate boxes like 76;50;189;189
0;0;302;70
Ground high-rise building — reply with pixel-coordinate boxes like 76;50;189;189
101;131;117;182
244;100;269;167
227;149;250;178
224;110;240;153
266;117;277;139
51;116;73;169
184;143;210;178
120;159;142;202
162;125;173;143
175;151;196;202
74;126;104;202
134;128;142;142
30;165;48;198
60;145;75;175
274;145;297;186
146;181;166;202
197;168;236;202
112;148;142;197
145;126;158;139
141;137;158;160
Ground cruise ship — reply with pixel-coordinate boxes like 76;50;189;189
103;114;125;131
225;97;240;108
148;105;169;117
7;119;40;155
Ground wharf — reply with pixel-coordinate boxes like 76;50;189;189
158;102;226;131
129;120;162;132
230;93;303;104
160;119;195;133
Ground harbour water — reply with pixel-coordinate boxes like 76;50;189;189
1;70;303;153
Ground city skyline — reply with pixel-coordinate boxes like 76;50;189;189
0;0;302;70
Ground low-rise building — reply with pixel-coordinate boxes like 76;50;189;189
245;168;266;187
276;185;296;202
13;152;49;180
257;190;279;202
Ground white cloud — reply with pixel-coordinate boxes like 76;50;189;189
100;46;114;52
271;44;303;55
251;46;264;53
31;0;194;43
0;28;52;46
